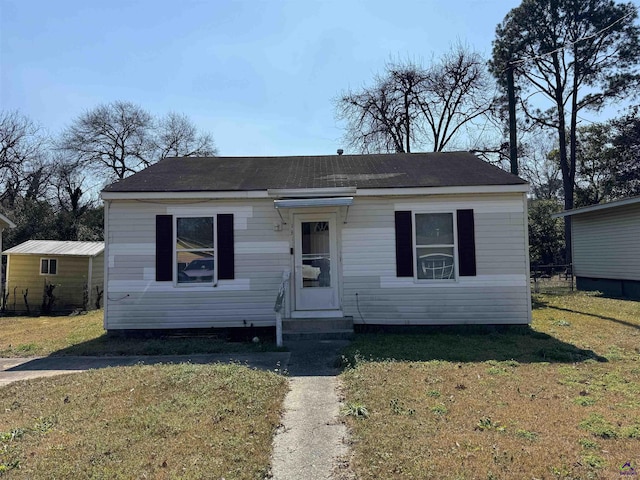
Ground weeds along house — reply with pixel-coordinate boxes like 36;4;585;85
101;152;531;334
4;240;105;314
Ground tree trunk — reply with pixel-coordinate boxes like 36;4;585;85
404;92;411;153
552;52;573;265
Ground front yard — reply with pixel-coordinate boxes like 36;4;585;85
0;363;288;478
1;292;638;478
340;293;640;479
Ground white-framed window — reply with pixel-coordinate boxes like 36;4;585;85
175;216;216;285
413;212;456;280
40;258;58;275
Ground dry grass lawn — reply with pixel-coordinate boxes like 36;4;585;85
0;363;288;478
0;310;278;357
340;292;640;479
0;310;104;357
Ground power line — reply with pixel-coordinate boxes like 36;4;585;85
505;9;636;70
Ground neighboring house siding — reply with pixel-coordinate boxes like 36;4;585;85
571;203;640;282
6;255;90;312
341;193;530;324
105;200;289;329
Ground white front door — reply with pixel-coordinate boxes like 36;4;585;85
294;213;339;311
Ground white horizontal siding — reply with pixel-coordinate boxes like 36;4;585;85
108;278;252;292
105;199;290;329
343;281;529;325
341;194;530;324
394;195;524;214
236;241;289;254
342;195;528;278
380;274;528;288
342;228;396;277
572;203;640;281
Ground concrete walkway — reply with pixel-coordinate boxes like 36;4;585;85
0;352;289;386
270;340;352;480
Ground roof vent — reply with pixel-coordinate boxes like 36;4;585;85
337;149;344;155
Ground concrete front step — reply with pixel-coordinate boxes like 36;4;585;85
282;317;354;341
282;317;354;333
282;330;354;341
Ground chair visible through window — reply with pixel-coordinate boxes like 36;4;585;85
418;253;454;279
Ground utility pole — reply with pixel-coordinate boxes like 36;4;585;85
507;62;518;176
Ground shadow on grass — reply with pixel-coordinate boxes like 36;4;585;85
533;293;640;331
342;324;607;365
546;305;640;331
51;327;284;357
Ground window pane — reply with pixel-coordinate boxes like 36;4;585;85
49;259;57;275
177;251;215;283
417;247;454;279
301;221;331;288
177;217;214;249
415;213;453;245
41;259;48;274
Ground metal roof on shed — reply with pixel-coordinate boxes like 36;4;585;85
4;240;104;256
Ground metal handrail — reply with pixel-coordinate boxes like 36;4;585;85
274;270;290;347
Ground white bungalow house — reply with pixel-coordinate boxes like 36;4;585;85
101;152;531;338
553;195;640;299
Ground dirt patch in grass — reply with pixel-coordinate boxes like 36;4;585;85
0;311;280;357
0;363;288;478
340;293;640;479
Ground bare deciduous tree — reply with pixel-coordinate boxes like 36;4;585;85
419;47;496;152
154;112;218;160
337;73;414;153
59;102;218;181
0;110;49;206
59;101;153;180
518;131;563;200
336;45;497;153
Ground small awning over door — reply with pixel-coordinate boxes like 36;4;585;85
273;197;353;209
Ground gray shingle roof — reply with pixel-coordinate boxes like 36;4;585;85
103;152;526;193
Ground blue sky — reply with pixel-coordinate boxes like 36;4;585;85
1;0;637;157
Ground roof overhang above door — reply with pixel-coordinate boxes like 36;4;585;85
268;187;357;198
273;197;354;209
272;196;354;224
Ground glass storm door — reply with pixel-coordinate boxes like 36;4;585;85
294;213;339;311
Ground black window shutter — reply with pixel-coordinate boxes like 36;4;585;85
156;215;173;281
217;214;235;280
395;211;414;277
457;209;477;277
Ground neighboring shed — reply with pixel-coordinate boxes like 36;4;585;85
4;240;105;313
101;152;531;338
553;196;640;299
